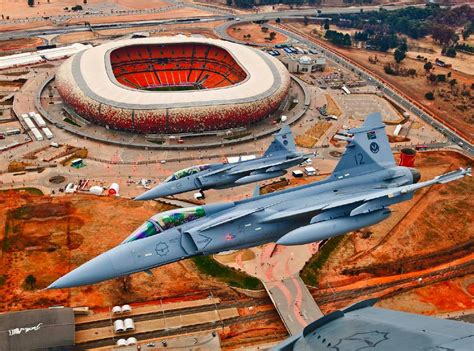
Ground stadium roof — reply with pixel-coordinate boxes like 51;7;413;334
63;36;288;109
0;308;75;351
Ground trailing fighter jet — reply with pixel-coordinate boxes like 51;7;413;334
134;124;311;200
47;113;471;288
273;298;474;351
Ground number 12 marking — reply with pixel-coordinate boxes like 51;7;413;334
354;153;365;166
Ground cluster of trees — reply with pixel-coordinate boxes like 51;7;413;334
383;63;416;77
231;0;332;8
432;25;459;46
324;30;351;46
354;30;400;52
329;5;473;40
367;33;400;52
456;43;474;54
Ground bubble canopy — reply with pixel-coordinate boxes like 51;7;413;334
123;206;206;243
165;164;210;182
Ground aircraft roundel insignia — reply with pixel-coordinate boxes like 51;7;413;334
370;142;380;154
155;242;169;256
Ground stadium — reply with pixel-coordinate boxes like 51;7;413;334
55;36;291;134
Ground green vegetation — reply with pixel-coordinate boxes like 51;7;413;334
425;91;435;101
24;274;37;290
324;30;352;47
456;43;474;54
288;100;298;111
146;85;199;92
394;44;407;64
223;132;251;140
330;5;473;40
11;205;33;220
333;5;473;53
301;236;345;286
192;255;262;290
233;0;358;8
0;187;43;196
63;117;81;127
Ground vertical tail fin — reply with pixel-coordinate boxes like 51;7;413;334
264;124;296;157
332;112;395;178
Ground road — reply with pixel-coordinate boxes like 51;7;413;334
0;4;418;41
214;242;323;335
269;24;473;154
3;0;470;153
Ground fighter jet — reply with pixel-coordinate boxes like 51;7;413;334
47;113;471;288
273;298;474;351
134;124;311;200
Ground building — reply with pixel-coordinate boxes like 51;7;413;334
281;55;326;74
56;36;291;134
0;308;75;351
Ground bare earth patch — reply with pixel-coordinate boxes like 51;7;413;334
227;22;288;45
295;121;332;148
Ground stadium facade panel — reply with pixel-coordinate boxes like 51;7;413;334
56;36;291;133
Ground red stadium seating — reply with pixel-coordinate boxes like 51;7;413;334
110;43;247;91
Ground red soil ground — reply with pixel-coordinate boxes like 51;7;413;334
308;151;473;315
0;193;242;312
227;22;288;45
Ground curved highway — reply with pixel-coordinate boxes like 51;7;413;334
0;4;416;41
1;2;472;154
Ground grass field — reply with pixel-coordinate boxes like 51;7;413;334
301;236;345;286
0;188;43;196
192;255;263;290
146;85;200;91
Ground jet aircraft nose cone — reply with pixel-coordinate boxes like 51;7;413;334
47;252;116;289
134;185;172;201
410;168;421;184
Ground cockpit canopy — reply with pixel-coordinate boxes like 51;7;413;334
122;206;206;243
165;164;210;182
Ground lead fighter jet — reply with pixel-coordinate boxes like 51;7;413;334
135;124;311;200
48;113;471;288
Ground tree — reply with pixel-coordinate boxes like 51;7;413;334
462;21;472;41
227;0;232;5
425;91;435;100
432;25;459;46
428;73;437;84
323;19;330;30
436;74;446;82
449;79;457;88
24;274;36;290
394;48;406;63
444;47;456;57
27;0;34;7
398;42;408;53
424;61;432;72
269;32;277;41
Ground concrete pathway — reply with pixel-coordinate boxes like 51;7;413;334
215;242;323;335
